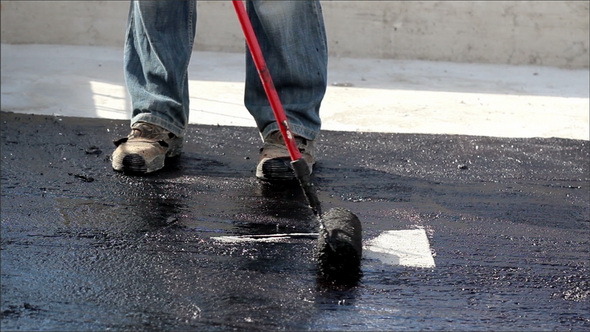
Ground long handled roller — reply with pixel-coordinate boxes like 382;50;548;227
232;0;362;283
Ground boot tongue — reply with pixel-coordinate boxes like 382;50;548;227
129;127;144;139
131;123;161;139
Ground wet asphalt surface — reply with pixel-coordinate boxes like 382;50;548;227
1;111;589;331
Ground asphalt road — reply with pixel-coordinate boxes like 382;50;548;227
1;112;589;331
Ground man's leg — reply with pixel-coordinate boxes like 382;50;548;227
113;0;196;174
245;0;328;180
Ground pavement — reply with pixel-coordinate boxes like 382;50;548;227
1;43;589;140
1;44;589;331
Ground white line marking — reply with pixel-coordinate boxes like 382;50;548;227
363;228;436;268
212;233;318;243
213;229;437;269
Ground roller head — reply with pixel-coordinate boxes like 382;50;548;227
316;208;362;286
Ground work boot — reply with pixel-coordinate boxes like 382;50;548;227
256;131;316;181
111;122;182;174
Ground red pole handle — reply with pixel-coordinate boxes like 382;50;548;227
232;0;302;161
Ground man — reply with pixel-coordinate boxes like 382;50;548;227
112;0;328;181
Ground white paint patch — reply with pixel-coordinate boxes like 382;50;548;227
363;228;435;268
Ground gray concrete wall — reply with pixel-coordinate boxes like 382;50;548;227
1;1;588;68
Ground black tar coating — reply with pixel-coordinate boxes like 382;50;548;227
1;112;589;331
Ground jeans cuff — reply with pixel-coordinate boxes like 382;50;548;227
261;122;319;141
131;113;186;137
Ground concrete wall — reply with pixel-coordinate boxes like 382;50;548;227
1;1;588;68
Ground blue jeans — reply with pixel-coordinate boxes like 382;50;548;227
124;0;327;140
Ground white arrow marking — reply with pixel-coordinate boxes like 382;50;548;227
363;228;435;268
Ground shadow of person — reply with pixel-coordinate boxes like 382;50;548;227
230;180;317;236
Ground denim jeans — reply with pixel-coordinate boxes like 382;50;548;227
125;0;327;140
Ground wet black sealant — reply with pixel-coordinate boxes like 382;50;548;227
1;112;589;330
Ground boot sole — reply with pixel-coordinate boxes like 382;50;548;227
256;158;297;181
113;140;182;175
119;154;166;174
